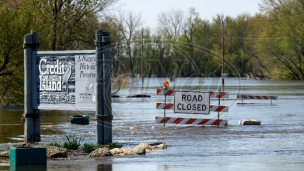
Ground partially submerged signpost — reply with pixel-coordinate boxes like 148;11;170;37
23;30;112;145
95;30;112;145
23;31;40;142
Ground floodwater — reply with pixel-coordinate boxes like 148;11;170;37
1;77;304;171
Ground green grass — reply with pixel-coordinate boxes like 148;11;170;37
62;134;83;150
45;136;122;153
82;143;98;153
48;142;63;148
108;142;122;149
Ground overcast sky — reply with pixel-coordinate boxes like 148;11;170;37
117;0;262;28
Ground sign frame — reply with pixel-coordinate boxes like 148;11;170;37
174;91;210;114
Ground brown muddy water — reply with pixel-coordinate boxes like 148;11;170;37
1;77;304;171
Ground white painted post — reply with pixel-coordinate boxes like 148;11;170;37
23;31;41;142
163;87;168;127
270;98;273;106
241;96;244;106
164;94;167;127
218;89;220;127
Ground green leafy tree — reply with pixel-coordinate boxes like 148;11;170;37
20;0;118;50
0;0;32;105
257;0;304;79
0;0;119;105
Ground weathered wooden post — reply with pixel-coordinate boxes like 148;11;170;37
23;31;41;142
96;30;112;145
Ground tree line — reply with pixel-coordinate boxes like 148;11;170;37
0;0;303;105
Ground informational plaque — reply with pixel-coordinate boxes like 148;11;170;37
34;50;96;111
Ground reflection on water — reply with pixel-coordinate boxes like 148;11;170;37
0;110;24;144
0;109;96;144
9;165;47;171
1;164;177;171
0;78;304;171
97;164;113;171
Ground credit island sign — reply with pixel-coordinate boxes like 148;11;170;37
174;91;210;114
34;50;97;111
24;30;112;144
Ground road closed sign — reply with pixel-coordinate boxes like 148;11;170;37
174;91;210;114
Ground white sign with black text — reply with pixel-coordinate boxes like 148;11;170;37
174;91;210;114
34;50;96;111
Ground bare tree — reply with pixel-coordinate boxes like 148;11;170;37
117;11;143;75
157;9;185;41
182;8;201;76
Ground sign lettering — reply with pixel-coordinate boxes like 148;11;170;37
174;91;210;114
34;51;96;110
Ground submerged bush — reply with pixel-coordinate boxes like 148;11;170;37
108;142;122;149
82;143;98;153
63;134;83;150
48;142;63;148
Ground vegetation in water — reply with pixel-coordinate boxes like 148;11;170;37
62;135;83;150
48;142;63;148
45;134;122;153
108;142;122;149
82;143;98;153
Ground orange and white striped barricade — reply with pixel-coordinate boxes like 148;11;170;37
155;116;228;127
156;88;229;127
156;89;229;98
209;91;229;98
156;88;175;96
156;102;228;112
237;94;278;106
